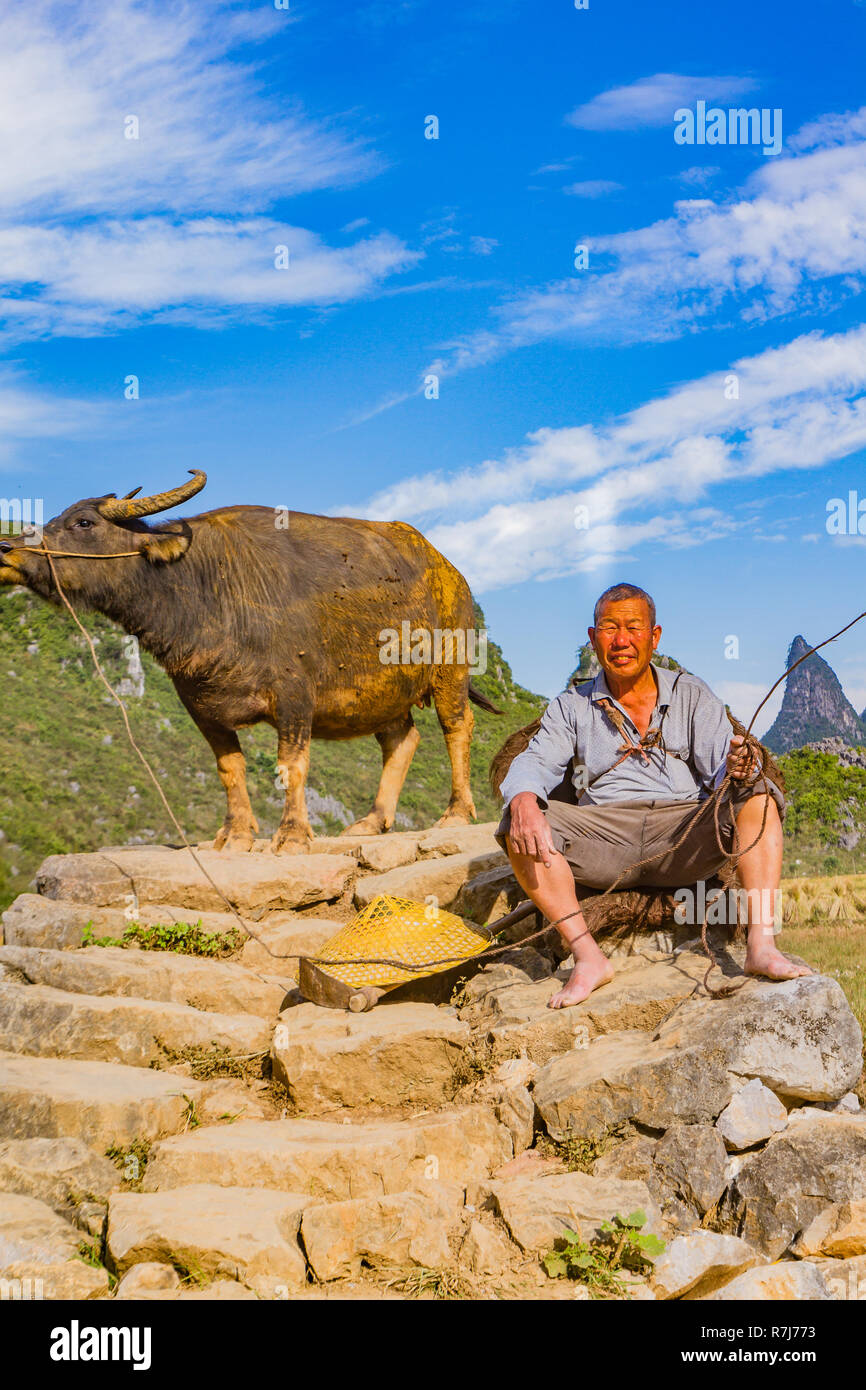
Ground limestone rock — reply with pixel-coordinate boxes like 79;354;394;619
35;847;354;915
718;1113;866;1258
700;1261;835;1300
108;1185;310;1296
114;1262;181;1298
415;825;502;859
651;1231;767;1300
301;1183;461;1280
1;1258;109;1300
0;1191;82;1266
271;1002;471;1112
1;894;275;956
0;981;270;1069
534;1029;737;1142
0;1052;204;1147
494;1086;535;1155
807;1253;866;1300
461;1219;516;1276
658;973;862;1104
453;864;522;925
653;1124;728;1216
716;1079;789;1151
475;954;708;1068
355;838;420;873
0;944;289;1020
196;1078;268;1125
794;1200;866;1259
0;1137;119;1213
353;850;504;910
142;1107;512;1199
238;915;343;979
534;966;862;1143
480;1171;660;1254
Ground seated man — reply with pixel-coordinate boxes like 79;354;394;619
496;582;811;1010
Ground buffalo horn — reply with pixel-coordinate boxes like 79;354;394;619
98;470;207;520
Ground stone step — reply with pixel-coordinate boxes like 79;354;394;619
107;1185;311;1297
194;822;500;864
0;944;289;1020
238;915;344;979
0;1191;111;1299
142;1106;513;1200
0;981;270;1069
0;1137;120;1213
0;894;342;980
271;1001;470;1113
461;951;708;1065
300;1183;464;1281
353;849;505;910
34;846;355;915
0;1051;204;1148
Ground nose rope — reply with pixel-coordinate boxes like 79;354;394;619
19;538;866;989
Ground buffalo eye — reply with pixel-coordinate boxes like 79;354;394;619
75;518;94;529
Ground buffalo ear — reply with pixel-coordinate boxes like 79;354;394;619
139;531;190;564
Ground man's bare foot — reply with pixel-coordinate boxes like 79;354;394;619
744;945;813;981
548;956;615;1009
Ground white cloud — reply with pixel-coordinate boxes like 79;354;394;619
0;0;417;339
676;165;720;188
564;180;623;198
0;220;420;338
0;0;376;217
425;117;866;376
565;73;758;131
352;326;866;592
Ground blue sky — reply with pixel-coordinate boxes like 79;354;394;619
2;0;866;734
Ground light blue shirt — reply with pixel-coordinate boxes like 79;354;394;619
500;665;736;809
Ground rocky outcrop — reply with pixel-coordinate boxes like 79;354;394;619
763;635;866;754
0;831;863;1302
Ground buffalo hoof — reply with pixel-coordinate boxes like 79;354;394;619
342;813;386;836
435;809;475;829
213;826;256;852
269;829;313;854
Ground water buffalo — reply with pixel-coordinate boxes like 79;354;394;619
0;471;499;851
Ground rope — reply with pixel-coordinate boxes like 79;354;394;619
31;537;866;990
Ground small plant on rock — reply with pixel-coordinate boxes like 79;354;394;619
542;1211;665;1299
105;1137;152;1189
536;1121;630;1174
385;1266;469;1300
83;918;243;958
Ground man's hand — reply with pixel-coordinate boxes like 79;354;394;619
507;791;559;866
727;734;762;784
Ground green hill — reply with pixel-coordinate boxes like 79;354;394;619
0;588;545;911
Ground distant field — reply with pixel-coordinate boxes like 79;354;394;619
780;873;866;1104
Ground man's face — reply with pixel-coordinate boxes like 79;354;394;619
589;598;661;681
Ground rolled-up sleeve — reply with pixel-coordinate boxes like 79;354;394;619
499;692;578;808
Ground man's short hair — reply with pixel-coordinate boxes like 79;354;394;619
593;583;656;628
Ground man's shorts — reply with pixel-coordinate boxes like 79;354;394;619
494;780;785;890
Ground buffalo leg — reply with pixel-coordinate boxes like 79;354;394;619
343;713;420;836
433;681;477;827
203;724;259;852
271;723;314;853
